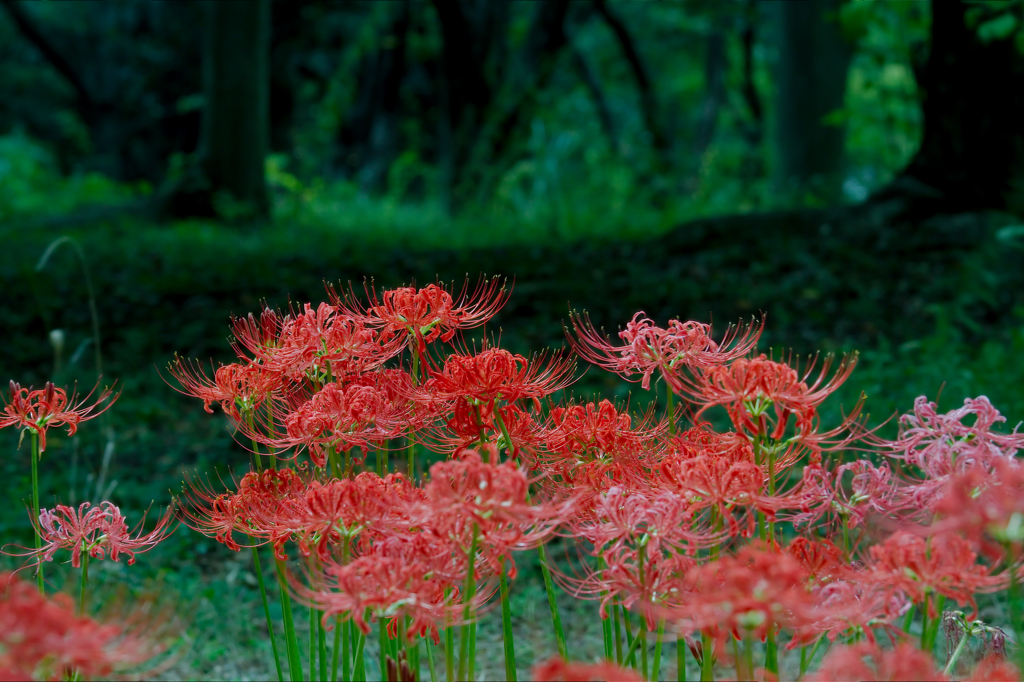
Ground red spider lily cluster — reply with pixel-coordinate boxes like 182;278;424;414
0;571;168;681
10;275;1024;681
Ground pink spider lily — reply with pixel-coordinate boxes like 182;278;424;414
566;311;762;391
1;380;117;452
4;502;174;569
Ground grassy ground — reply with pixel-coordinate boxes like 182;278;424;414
3;187;1024;679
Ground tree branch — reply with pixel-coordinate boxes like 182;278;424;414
0;0;94;113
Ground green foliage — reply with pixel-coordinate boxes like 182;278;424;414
0;131;144;221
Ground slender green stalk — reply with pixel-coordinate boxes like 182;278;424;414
380;619;388;682
445;586;455;682
407;437;416;482
764;626;778;677
333;616;343;682
623;608;639;670
310;597;317;682
920;594;930;650
499;557;518;680
318;612;328;682
275;556;304;681
253;547;284;682
31;431;44;593
797;636;825;681
677;635;687;682
652;620;665;682
426;635;438;682
731;638;742;680
943;628;971;677
457;526;480;681
614;602;624;665
602;603;614;662
353;622;367;682
640;619;648;681
700;631;714;682
743;633;754;682
538;544;568;660
622;628;643;671
468;623;477;681
901;604;916;634
923;594;946;653
78;551;89;615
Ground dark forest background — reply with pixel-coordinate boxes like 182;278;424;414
3;1;1024;677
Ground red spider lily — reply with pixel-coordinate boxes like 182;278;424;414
599;544;697;627
567;311;762;391
930;459;1024;559
177;468;307;552
573;487;718;560
425;400;542;459
669;544;816;640
878;396;1024;509
228;306;286;359
660;450;767;538
1;380;117;452
532;657;644;682
815;641;946;681
680;353;857;440
422;451;566;576
5;502;175;569
788;578;908;648
0;571;167;680
544;399;663;464
331;277;510;350
296;534;462;643
785;537;847;584
166;359;280;418
264;381;415;466
271;473;424;561
864;531;1005;617
266;303;406;380
423;347;576;408
970;657;1022;682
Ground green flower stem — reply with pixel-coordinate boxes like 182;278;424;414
445;586;455;682
901;604;915;635
614;602;624;665
253;546;284;682
468;623;477;681
353;621;367;682
622;628;643;671
379;619;388;682
407;437;416;482
318;612;328;682
275;556;304;681
538;544;568;660
640;619;648;681
623;608;639;670
499;557;517;681
919;594;930;650
426;635;438;682
699;630;714;682
943;628;971;677
78;551;89;615
602;599;614;662
765;626;778;677
334;616;344;682
744;633;754;682
31;431;44;594
923;594;946;653
797;636;826;681
652;620;665;682
677;634;687;682
1011;568;1024;675
310;594;317;682
457;525;480;681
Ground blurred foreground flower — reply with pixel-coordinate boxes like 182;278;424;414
0;571;171;681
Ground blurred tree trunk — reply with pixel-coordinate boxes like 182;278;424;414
198;0;271;219
161;0;270;219
770;0;852;201
893;0;1024;215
